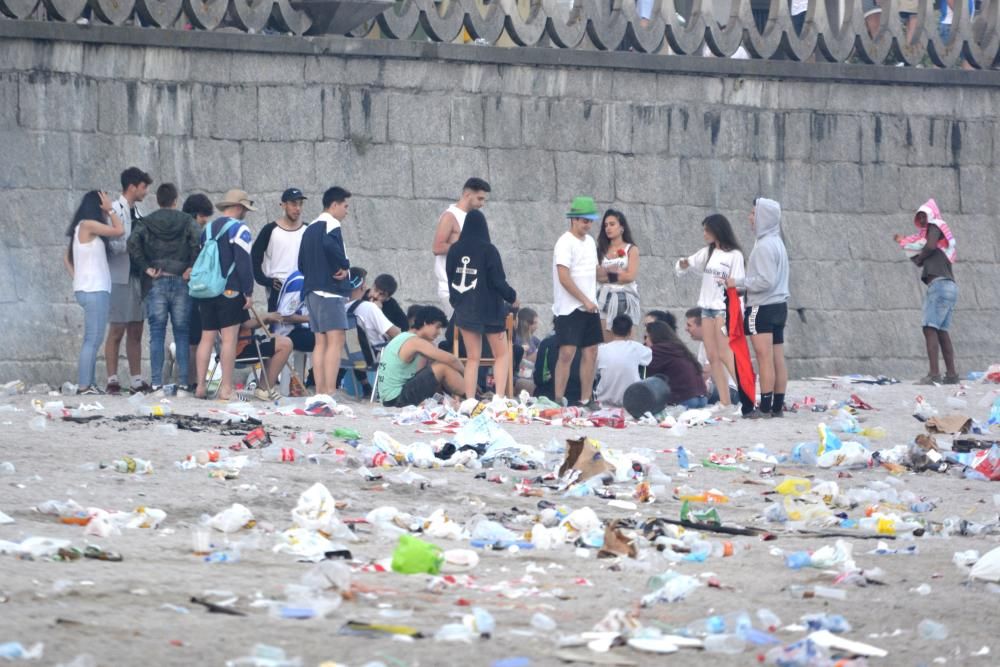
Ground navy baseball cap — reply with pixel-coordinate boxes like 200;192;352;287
281;188;307;203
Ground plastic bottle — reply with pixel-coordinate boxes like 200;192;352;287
471;607;495;637
154;423;178;437
917;619;949;640
756;608;781;632
139;404;172;417
61;382;79;395
531;612;557;631
703;634;746;654
111;457;154;474
333;427;361;440
790;442;819;465
261;447;305;463
189;449;230;465
785;551;812;569
677;446;689;470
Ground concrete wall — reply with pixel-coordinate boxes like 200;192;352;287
1;26;999;384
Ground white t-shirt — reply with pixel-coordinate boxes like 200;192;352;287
435;204;467;298
792;0;807;15
675;247;745;312
697;341;737;390
595;340;653;406
552;231;598;316
262;224;307;283
347;299;396;348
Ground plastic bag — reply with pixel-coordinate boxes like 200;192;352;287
208;504;254;533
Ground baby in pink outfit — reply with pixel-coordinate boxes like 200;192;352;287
897;198;956;263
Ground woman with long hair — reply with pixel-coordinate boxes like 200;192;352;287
63;191;125;394
447;210;519;399
514;307;540;362
675;214;745;407
644;320;708;409
596;209;641;341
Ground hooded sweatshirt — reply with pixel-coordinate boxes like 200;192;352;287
127;208;201;294
898;198;956;263
736;198;789;307
446;210;517;330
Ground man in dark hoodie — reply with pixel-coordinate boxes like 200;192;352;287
727;197;790;418
127;183;200;389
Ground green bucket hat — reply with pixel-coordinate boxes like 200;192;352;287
565;196;599;221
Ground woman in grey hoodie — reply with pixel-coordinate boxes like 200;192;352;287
726;198;789;418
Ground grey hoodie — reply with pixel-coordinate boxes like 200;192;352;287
736;198;789;307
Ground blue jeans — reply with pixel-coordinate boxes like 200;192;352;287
146;276;191;385
680;395;708;409
75;290;110;388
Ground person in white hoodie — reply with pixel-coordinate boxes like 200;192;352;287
726;198;789;418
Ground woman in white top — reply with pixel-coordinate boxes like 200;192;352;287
675;214;746;407
595;209;641;341
63;191;124;394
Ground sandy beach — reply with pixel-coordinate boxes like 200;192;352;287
1;377;999;667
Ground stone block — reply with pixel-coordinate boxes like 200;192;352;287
958;166;997;215
258;86;323;141
554;152;614;202
306;56;382;85
241;141;316;194
18;73;97;132
4;41;84;75
809;112;862;164
487;148;555;202
229;53;304;84
97;80;192;137
629;105;669;155
896;166;960;214
658;73;725;105
721;77;781;110
381;60;464;92
774;111;812;161
314;141;413;198
0;245;16;304
521;98;606;153
387;92;451;145
192;84;258;140
0;188;77;249
667;106;713;159
614;155;677;206
187;51;233;84
715;159;761;210
604;102;632;154
905;116;954;167
347;197;445;253
484;96;522;148
450;96;484;147
613;71;660;105
142;48;190;82
158;138;242;194
0;75;18;130
322;86;389;143
812;162;864;213
858;163;901;214
959;263;1000;309
0;131;71;188
948;120;992;166
81;44;146;79
758;160;812;213
411;146;488;199
69;133;158;190
459;64;503;95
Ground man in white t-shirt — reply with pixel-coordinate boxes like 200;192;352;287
596;315;652;406
685;307;738;405
552;196;604;408
346;267;400;350
251;187;308;312
432;177;491;315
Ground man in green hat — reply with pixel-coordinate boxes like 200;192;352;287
551;196;603;407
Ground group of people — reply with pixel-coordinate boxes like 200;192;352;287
64;169;960;414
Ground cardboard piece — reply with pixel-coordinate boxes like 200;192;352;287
598;520;638;559
925;415;972;434
558;437;615;483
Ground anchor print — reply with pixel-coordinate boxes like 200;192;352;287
451;256;478;293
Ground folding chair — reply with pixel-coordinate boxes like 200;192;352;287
340;323;379;399
451;312;515;397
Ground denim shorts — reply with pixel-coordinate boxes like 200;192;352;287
923;279;958;331
701;308;726;320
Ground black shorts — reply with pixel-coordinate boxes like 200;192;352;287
188;298;203;346
236;338;275;361
288;327;315;352
745;302;788;345
199;294;249;331
384;366;440;407
554;309;604;348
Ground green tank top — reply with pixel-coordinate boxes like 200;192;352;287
377;332;419;402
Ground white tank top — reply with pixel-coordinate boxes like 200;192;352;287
72;224;112;293
435;204;468;293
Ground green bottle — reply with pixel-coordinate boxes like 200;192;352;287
333;427;361;440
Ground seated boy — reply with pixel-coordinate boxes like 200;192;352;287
533;320;583;404
368;273;409;332
235;317;293;400
264;269;313;353
375;306;464;407
595;315;652;406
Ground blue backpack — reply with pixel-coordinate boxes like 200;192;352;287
188;218;239;299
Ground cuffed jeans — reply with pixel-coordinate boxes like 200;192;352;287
146;276;191;385
75;290;110;388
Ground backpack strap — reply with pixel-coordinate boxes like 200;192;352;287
347;299;365;316
213;217;239;242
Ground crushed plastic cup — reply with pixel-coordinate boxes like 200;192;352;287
531;612;558;632
917;619;949;640
29;415;47;431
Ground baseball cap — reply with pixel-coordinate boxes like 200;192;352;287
281;187;307;203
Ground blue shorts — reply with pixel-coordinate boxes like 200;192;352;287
701;308;725;320
923;279;957;331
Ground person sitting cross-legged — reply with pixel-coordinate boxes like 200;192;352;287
375;306;464;407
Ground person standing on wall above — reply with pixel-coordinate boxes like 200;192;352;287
63;191;125;395
105;166;153;395
127;182;200;391
894;199;960;385
552;196;604;408
725;198;790;419
193;189;257;401
298;186;353;397
675;214;745;408
251;187;309;312
432;178;491;315
596;209;641;342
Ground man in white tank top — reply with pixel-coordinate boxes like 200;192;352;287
432;178;491;315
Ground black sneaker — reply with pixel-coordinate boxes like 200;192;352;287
132;382;154;394
742;409;764;420
77;385;104;395
105;379;121;395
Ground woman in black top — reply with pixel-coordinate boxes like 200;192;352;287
447;210;518;399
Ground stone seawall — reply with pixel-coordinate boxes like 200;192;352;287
1;25;998;384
